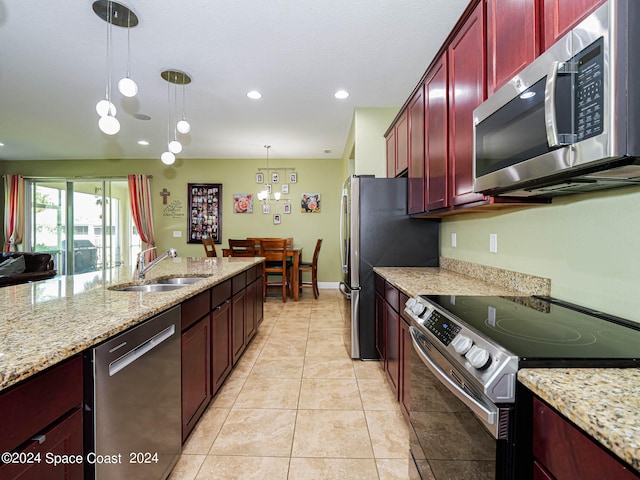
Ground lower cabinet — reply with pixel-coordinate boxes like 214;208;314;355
211;298;231;395
533;396;640;479
399;293;411;420
0;356;83;480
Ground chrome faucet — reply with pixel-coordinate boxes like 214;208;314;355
135;247;178;280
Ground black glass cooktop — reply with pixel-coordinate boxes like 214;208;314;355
422;295;640;367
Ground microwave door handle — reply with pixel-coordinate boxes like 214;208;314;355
545;60;562;147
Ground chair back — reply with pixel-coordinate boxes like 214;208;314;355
260;238;287;267
202;237;217;257
311;238;323;266
249;237;292;256
228;239;256;257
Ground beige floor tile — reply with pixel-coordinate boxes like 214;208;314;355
365;410;410;459
167;454;206;480
210;373;247;408
298;378;363;410
358;378;399;411
353;360;385;380
376;458;411;480
260;337;308;358
288;458;379;480
234;377;301;409
182;407;230;454
292;409;374;458
303;356;356;379
250;355;305;378
195;455;290;480
209;408;297;457
306;337;349;357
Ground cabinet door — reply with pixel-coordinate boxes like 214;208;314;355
487;0;539;95
211;299;232;394
255;275;264;326
399;316;411;421
448;1;487;207
231;289;246;365
396;110;409;175
375;292;385;360
542;0;606;51
245;280;257;343
408;86;425;214
425;55;449;211
385;302;400;397
0;409;83;480
181;316;211;441
386;129;397;178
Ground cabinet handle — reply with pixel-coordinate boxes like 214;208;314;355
31;434;46;445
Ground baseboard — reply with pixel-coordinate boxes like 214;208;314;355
318;282;340;289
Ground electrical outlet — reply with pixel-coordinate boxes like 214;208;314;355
451;233;457;248
489;233;498;253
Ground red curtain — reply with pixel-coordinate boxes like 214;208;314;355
3;174;25;252
128;175;157;262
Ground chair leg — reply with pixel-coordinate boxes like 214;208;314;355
312;268;318;298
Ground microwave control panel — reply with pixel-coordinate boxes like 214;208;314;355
575;37;604;142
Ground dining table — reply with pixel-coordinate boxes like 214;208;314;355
222;238;302;301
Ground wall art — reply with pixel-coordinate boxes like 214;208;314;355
289;172;297;183
283;203;291;214
188;183;222;244
233;194;253;213
301;193;320;213
281;184;289;194
255;173;264;184
273;214;281;225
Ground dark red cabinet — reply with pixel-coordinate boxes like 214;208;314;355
424;54;449;211
542;0;607;51
408;86;425;214
448;1;486;207
211;299;232;394
386;128;397;178
487;0;540;95
386;110;409;178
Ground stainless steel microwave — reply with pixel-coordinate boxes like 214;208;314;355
473;0;640;197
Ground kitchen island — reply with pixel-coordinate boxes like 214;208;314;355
0;256;263;392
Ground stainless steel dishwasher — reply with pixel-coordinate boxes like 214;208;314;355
84;305;181;480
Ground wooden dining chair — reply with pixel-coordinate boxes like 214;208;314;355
260;238;289;302
228;239;256;257
299;238;322;298
202;237;217;257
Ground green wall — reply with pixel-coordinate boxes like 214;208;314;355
0;157;344;283
440;186;640;323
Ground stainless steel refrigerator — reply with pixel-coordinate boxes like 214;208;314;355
339;175;439;359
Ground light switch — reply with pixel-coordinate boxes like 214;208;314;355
173;231;182;238
451;233;457;248
489;233;498;253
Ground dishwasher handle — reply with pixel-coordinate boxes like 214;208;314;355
109;324;176;376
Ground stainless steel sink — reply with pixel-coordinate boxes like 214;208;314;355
155;277;207;285
111;284;186;292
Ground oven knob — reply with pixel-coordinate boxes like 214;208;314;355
410;301;427;317
405;298;417;310
465;345;491;370
451;335;473;355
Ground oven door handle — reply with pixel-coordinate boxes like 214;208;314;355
410;327;500;439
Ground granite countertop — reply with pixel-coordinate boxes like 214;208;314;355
0;256;262;393
519;368;640;472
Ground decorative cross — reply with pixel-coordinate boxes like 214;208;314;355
160;188;171;205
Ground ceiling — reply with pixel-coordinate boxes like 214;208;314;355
0;0;469;161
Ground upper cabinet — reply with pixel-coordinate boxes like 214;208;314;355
448;1;486;207
486;0;540;95
542;0;607;50
408;87;425;214
425;55;449;211
386;110;408;178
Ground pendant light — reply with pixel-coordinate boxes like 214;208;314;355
160;70;192;164
168;72;182;154
177;74;191;134
117;9;138;97
161;78;176;165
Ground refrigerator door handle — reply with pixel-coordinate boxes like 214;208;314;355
339;281;351;299
339;188;348;273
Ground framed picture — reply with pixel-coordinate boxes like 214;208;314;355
283;203;291;214
301;193;321;213
289;172;297;183
255;173;264;184
188;183;222;244
273;214;281;224
233;194;253;213
272;172;280;184
262;203;270;214
265;183;272;194
282;184;289;194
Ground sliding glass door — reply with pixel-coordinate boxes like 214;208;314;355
26;179;139;275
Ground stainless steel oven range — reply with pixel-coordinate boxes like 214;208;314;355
404;295;640;479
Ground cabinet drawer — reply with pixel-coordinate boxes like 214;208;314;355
232;272;247;295
0;356;82;453
247;265;258;283
384;281;400;313
181;289;210;331
533;397;639;480
399;292;410;325
211;279;232;308
375;274;385;295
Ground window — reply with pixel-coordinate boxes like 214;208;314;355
26;179;140;274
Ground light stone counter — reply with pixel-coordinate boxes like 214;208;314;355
519;368;640;472
0;256;262;392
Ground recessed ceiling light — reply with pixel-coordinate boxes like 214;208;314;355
0;142;4;147
334;90;349;99
247;90;262;100
138;140;149;146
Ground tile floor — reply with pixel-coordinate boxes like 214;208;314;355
169;289;411;480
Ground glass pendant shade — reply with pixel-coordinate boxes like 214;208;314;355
118;76;138;97
177;119;191;134
161;151;176;165
168;140;182;154
96;99;117;117
274;192;281;201
98;114;120;135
